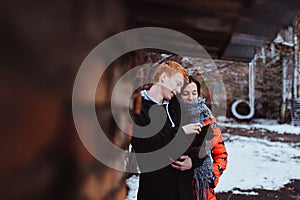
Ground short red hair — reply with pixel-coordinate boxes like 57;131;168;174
153;60;189;83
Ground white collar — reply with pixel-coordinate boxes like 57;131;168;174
141;90;169;105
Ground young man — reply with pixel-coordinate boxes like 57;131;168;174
131;60;204;200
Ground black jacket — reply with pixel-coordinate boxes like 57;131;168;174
131;92;206;200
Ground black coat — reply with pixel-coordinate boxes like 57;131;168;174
131;93;206;200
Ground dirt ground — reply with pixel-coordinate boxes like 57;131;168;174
217;179;300;200
215;125;300;200
222;126;300;144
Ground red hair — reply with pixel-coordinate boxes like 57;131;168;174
153;60;189;83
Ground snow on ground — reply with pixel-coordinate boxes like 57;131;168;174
126;175;139;200
126;119;300;199
232;190;258;195
215;133;300;192
217;117;300;135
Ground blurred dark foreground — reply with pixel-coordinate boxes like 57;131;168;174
0;1;138;199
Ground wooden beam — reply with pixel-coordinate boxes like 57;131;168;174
222;44;255;62
230;32;268;47
129;6;236;33
128;0;251;13
126;0;248;22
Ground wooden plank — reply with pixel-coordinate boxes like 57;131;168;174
127;0;246;20
222;44;255;62
128;0;250;12
230;32;268;47
129;6;235;33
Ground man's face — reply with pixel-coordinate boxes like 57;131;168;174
161;72;184;100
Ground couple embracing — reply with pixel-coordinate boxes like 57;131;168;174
131;60;227;200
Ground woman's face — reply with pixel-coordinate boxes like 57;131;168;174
181;82;198;102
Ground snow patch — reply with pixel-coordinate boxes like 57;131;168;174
232;190;259;195
215;134;300;192
126;175;139;200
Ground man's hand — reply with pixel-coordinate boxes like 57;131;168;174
170;155;192;171
182;122;202;135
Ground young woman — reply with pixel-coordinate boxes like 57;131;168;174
180;76;228;200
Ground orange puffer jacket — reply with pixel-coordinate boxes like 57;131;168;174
202;114;228;200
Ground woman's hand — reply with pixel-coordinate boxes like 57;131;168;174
182;122;202;135
170;155;192;171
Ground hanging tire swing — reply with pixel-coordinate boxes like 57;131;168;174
231;100;254;120
231;55;256;120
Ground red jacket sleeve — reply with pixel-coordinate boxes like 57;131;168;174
209;114;228;188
